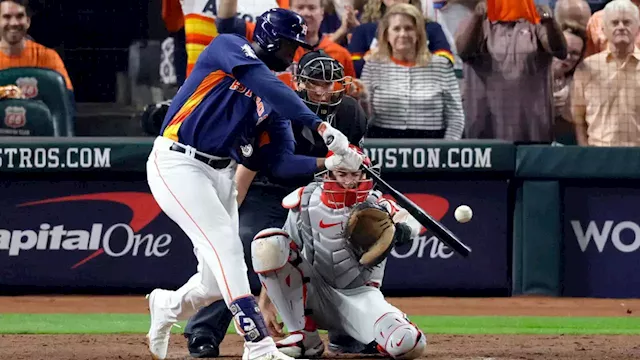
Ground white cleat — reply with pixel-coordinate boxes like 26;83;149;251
146;289;175;360
276;330;324;358
243;348;311;360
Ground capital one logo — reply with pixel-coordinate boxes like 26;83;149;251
382;193;453;259
0;192;173;268
571;220;640;253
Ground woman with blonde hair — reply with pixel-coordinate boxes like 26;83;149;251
361;0;424;23
348;0;454;77
361;3;464;139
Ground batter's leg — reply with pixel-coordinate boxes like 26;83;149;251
145;141;277;360
184;185;290;357
251;229;324;358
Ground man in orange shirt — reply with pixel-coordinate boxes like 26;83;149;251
0;0;74;125
280;0;356;86
0;0;73;92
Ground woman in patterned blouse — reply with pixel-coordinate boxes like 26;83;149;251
361;3;464;139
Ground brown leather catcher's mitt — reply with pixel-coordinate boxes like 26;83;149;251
344;201;396;266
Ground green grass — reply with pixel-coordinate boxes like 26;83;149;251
1;314;640;335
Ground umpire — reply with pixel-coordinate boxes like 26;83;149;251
183;50;368;358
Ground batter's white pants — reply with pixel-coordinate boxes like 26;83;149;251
147;136;276;355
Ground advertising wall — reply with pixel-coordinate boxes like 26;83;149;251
0;180;197;292
563;186;640;298
0;138;513;295
383;180;509;293
0;179;510;295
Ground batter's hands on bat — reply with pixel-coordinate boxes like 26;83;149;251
317;121;350;155
258;289;284;337
325;147;365;172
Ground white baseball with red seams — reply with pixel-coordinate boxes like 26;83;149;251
454;205;473;223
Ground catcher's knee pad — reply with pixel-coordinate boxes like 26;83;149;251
251;228;292;274
374;312;427;360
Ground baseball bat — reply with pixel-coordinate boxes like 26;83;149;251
322;135;470;256
360;165;472;258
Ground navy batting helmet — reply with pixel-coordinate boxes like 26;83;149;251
254;8;313;53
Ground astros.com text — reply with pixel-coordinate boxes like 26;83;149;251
0;147;111;169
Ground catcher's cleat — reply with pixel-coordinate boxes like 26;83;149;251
276;330;324;358
327;333;380;355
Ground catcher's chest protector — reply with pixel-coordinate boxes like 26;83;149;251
297;183;380;289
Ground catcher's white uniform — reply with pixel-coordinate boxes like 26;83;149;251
251;182;427;359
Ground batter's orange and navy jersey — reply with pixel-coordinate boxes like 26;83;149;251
160;34;275;159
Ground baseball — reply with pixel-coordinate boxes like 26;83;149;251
454;205;473;223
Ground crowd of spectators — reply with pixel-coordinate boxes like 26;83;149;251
0;0;639;147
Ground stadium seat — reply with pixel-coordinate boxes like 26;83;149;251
0;67;74;136
0;98;56;136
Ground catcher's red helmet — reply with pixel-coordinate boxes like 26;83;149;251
320;145;374;208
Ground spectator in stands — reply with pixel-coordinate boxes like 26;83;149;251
323;0;366;46
585;0;640;56
571;0;640;146
361;3;464;139
0;0;73;98
552;24;587;144
161;0;187;86
554;0;592;29
456;0;567;143
172;0;285;77
426;0;472;75
348;0;454;77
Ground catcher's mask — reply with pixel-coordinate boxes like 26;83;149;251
293;50;352;123
317;145;377;208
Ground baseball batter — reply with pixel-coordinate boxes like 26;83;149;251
144;8;364;360
250;150;428;359
182;50;370;358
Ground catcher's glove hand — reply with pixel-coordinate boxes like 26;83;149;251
344;201;396;267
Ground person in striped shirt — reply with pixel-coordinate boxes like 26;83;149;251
360;3;464;140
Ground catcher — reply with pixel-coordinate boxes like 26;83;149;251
250;147;427;359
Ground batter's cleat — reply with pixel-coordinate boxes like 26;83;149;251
276;330;324;358
146;289;176;360
242;348;310;360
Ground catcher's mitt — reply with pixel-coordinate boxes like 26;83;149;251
344;201;396;266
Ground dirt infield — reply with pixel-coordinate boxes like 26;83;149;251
2;296;640;360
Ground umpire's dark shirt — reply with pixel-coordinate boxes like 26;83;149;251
243;95;368;190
